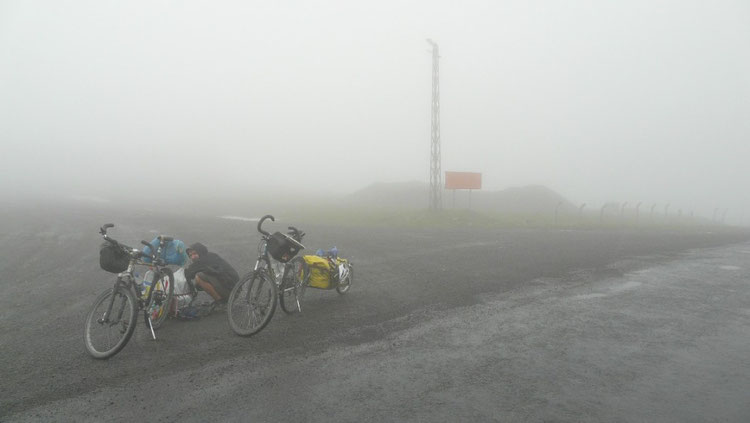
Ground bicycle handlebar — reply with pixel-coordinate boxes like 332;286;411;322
100;224;136;258
257;215;274;236
257;216;305;242
100;223;114;235
141;239;174;265
99;223;169;263
100;224;121;247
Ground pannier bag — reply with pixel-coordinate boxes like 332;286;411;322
171;267;195;311
303;255;332;289
267;231;302;263
142;268;194;315
302;255;349;289
100;243;130;273
142;238;188;266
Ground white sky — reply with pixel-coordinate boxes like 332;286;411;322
2;1;749;222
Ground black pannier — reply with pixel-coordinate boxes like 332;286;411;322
266;231;301;263
99;243;130;273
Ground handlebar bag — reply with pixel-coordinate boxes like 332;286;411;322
99;243;130;273
142;238;188;266
267;232;301;263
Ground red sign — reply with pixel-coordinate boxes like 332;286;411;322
444;171;481;190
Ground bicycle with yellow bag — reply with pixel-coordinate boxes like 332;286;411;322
226;215;352;337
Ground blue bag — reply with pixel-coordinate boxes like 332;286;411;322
142;238;188;266
315;246;338;259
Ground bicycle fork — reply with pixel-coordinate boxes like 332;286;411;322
100;282;129;332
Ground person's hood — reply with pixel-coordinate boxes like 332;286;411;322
187;242;208;257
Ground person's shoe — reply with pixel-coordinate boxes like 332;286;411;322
177;306;201;320
210;300;227;313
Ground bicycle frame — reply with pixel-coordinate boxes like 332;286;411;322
248;243;278;310
101;247;171;340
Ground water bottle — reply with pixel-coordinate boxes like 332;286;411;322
329;246;338;259
142;280;152;297
142;270;154;297
134;272;144;294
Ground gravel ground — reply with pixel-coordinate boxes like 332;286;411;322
2;205;749;422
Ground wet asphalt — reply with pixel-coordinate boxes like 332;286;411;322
2;206;749;422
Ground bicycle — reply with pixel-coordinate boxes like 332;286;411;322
227;215;307;337
83;224;177;359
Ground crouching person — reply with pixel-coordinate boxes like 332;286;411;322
185;243;239;310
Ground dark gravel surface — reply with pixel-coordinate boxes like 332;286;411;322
2;204;749;421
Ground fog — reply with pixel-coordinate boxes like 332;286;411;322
2;1;749;223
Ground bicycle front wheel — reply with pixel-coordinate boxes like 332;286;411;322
227;271;277;336
83;284;137;359
280;257;308;314
145;268;174;330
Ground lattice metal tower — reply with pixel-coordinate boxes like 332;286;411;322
427;39;442;210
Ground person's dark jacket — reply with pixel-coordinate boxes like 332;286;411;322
184;243;240;285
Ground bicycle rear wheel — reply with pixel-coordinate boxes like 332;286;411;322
280;257;308;314
227;270;277;336
145;268;174;330
83;283;137;359
336;264;352;295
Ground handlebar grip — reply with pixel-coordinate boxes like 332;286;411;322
287;226;305;241
257;215;274;236
100;223;114;235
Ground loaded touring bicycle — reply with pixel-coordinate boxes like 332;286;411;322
227;215;353;337
83;224;187;359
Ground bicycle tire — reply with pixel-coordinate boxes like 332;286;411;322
83;284;138;359
145;267;174;330
279;257;308;314
336;264;352;295
227;270;277;336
